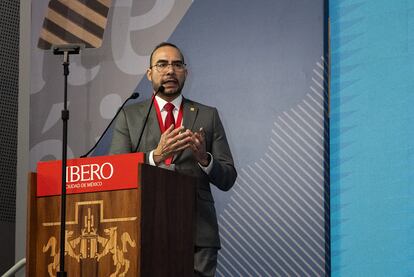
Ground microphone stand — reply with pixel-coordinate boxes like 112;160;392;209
80;92;140;158
134;86;164;153
53;44;82;277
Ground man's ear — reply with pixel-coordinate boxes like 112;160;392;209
146;68;152;81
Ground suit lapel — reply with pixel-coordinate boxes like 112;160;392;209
182;98;198;131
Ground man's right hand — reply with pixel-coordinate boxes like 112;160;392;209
153;125;193;165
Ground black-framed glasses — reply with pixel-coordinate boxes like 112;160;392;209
150;61;187;73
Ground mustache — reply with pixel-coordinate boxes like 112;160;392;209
162;78;178;84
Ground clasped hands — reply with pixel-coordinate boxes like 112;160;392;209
153;125;210;166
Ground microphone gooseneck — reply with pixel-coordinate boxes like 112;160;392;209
134;85;165;153
80;92;140;158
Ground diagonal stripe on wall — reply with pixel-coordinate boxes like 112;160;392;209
217;57;329;276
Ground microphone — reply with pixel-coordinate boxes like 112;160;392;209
80;92;140;158
133;85;165;153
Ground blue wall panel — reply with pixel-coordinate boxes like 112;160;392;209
330;0;414;275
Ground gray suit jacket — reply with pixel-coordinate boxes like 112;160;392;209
109;97;237;247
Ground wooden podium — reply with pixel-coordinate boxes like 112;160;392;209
26;153;196;277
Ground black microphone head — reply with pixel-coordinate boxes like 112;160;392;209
158;85;165;93
131;92;140;99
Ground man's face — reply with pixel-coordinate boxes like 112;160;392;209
147;46;187;100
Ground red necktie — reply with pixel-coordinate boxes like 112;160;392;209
164;102;175;165
164;102;175;129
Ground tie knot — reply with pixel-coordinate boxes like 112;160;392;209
164;102;175;112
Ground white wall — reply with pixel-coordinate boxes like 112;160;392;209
16;0;31;268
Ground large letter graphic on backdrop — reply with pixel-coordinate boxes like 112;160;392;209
30;0;328;275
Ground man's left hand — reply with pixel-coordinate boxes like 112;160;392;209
190;128;210;166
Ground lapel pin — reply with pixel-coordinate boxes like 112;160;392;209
190;107;195;112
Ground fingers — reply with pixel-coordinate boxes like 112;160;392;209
161;125;182;139
168;136;191;152
194;133;204;145
191;129;205;149
163;128;193;155
167;129;192;146
156;126;207;164
189;143;199;154
198;127;205;138
190;127;207;157
189;128;209;165
174;142;192;153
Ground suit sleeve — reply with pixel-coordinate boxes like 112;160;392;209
208;108;237;191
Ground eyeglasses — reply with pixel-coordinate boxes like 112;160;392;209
150;61;187;73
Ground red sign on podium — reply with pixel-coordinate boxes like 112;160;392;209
37;153;144;197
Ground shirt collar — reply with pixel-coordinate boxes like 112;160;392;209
155;94;183;111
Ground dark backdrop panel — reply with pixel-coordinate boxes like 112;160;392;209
0;0;19;274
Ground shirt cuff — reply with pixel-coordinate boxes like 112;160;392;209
149;150;176;171
198;152;213;174
149;150;156;166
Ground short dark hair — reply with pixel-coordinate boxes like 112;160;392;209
149;42;185;66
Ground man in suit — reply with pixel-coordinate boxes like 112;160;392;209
109;42;237;276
